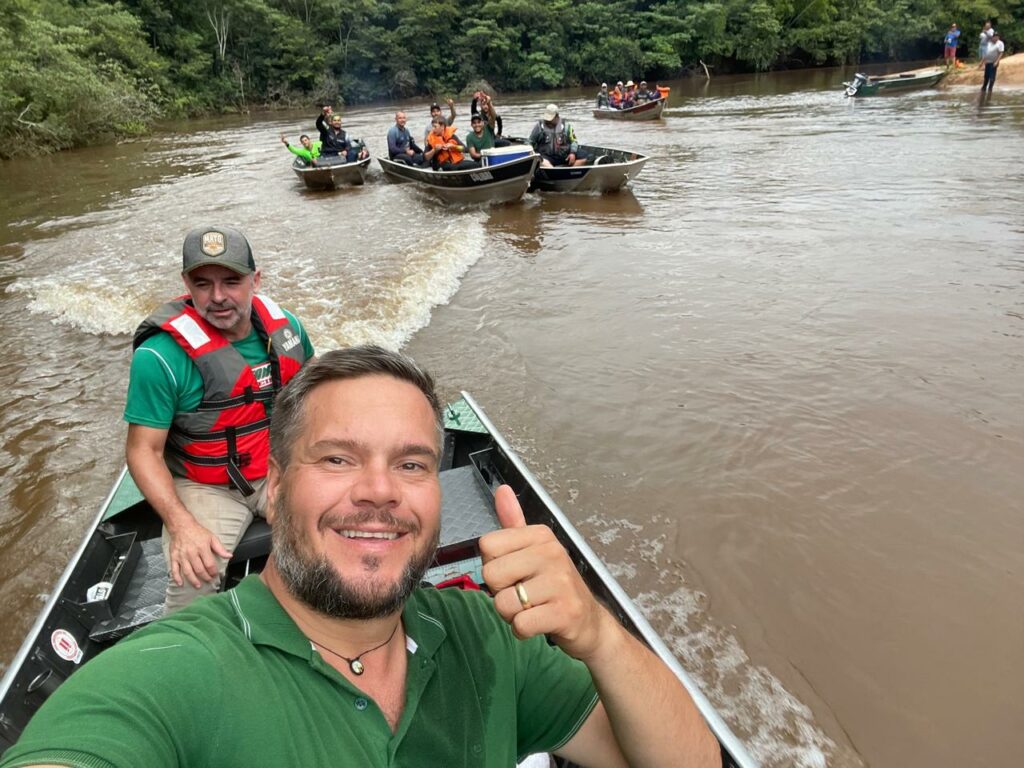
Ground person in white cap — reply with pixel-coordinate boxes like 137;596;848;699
125;225;315;613
595;82;610;108
528;104;588;168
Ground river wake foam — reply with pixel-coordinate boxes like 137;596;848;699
582;514;864;768
8;211;488;352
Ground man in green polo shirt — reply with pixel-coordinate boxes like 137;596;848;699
1;347;720;768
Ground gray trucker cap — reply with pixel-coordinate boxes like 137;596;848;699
181;226;255;275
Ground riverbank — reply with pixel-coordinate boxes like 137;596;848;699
943;52;1024;86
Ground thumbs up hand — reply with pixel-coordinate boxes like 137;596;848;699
479;485;611;661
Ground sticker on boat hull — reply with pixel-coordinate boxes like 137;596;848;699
51;629;83;664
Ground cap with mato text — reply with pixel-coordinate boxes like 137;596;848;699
182;226;255;275
543;104;558;121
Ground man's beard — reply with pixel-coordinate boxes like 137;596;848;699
271;487;439;620
197;301;242;331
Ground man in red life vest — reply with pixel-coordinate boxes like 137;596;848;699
125;226;314;612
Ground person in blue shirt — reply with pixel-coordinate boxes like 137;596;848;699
386;111;424;166
943;23;961;67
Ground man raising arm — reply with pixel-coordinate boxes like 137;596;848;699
481;486;721;767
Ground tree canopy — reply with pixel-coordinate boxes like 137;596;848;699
1;0;1020;156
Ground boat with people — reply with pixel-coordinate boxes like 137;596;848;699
0;394;755;767
377;149;539;204
593;99;666;121
842;66;947;96
529;144;649;193
291;154;372;190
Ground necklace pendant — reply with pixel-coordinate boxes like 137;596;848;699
350;659;365;675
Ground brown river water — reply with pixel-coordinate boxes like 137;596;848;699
1;67;1022;767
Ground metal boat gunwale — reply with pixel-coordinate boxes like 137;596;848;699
0;467;129;708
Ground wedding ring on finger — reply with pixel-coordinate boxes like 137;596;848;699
514;581;532;610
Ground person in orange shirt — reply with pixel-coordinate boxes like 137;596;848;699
423;117;476;170
610;81;624;108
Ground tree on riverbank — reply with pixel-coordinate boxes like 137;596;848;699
0;0;166;157
1;0;1020;157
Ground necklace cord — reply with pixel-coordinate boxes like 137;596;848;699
312;621;401;675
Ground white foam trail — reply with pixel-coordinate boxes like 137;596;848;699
582;515;862;768
306;215;488;351
8;213;488;351
9;273;163;336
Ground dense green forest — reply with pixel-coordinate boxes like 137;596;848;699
0;0;1019;156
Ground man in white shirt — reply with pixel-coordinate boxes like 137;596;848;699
979;31;1004;93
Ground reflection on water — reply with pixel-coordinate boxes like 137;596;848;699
1;66;1023;768
486;191;645;255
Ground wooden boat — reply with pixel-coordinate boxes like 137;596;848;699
0;395;755;768
530;144;649;193
843;66;947;97
291;153;371;190
593;99;666;121
377;153;539;204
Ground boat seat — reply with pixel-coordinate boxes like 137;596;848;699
231;519;272;564
89;521;270;644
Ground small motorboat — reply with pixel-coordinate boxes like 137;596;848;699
593;99;666;121
843;66;947;97
377;152;539;205
529;144;649;193
0;395;755;767
291;152;371;189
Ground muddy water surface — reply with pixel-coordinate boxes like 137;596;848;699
1;67;1022;767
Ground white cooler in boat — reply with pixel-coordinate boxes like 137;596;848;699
480;146;532;167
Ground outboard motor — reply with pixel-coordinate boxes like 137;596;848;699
843;73;868;97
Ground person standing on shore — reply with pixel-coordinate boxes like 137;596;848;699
979;31;1004;93
978;20;994;60
944;23;961;67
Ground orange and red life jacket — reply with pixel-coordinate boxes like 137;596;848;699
425;125;465;165
133;295;307;494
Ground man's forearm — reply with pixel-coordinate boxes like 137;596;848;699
126;446;196;534
584;611;720;768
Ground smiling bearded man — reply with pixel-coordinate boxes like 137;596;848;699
271;479;439;620
1;347;721;768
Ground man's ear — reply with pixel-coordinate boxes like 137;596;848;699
265;458;281;524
